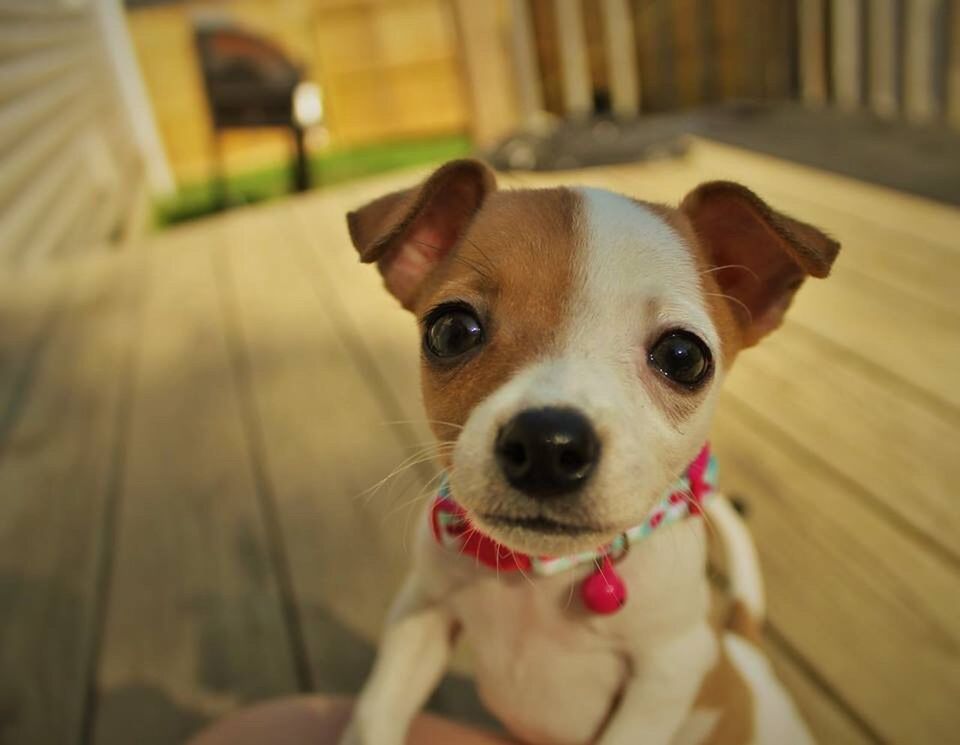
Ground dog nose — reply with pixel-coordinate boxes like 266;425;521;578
495;408;599;498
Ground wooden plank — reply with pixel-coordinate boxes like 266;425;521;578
450;0;519;147
217;205;429;674
0;253;139;745
509;0;546;125
0;141;85;264
92;227;298;745
632;0;664;109
673;0;705;105
798;0;828;104
711;403;960;744
0;42;93;100
868;0;899;117
0;18;89;59
831;0;864;111
684;139;960;257
554;0;592;117
766;644;875;745
600;0;639;116
0;94;94;209
0;67;89;154
949;0;960;128
724;324;959;562
224;198;494;724
904;0;940;123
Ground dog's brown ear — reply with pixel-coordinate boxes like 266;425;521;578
680;181;840;347
346;159;496;309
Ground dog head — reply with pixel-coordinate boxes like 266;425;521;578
347;160;839;556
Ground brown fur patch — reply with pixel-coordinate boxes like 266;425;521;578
727;599;765;647
691;635;755;745
415;188;582;450
647;202;746;369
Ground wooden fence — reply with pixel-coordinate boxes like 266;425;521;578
456;0;960;145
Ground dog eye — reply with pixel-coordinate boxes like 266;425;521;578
424;305;484;359
649;330;712;388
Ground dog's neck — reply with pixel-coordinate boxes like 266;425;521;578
430;445;716;577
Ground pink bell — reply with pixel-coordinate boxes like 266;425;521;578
581;555;627;614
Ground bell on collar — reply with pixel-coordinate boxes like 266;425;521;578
581;555;627;614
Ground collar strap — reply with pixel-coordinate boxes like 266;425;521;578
430;445;717;577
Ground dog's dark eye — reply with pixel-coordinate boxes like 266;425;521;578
424;305;484;359
649;330;712;388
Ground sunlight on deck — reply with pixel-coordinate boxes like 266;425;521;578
1;140;957;745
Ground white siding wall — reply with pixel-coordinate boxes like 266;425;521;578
0;0;166;267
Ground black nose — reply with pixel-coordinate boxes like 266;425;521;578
495;408;599;498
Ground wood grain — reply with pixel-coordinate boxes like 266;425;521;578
0;254;139;745
711;404;960;744
93;229;298;745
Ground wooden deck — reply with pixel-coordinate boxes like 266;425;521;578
1;139;957;745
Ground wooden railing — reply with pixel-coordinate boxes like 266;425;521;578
0;0;170;267
454;0;960;146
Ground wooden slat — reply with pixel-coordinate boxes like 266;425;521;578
0;94;94;209
712;404;960;744
509;0;545;125
904;0;940;123
449;0;519;147
93;230;298;745
949;0;960;128
0;0;88;21
600;0;639;117
219;205;428;673
0;18;89;59
684;139;960;256
0;142;85;264
673;0;704;105
0;42;94;100
223;199;494;723
868;0;899;117
25;162;97;265
0;253;139;745
798;0;828;104
831;0;864;110
0;68;87;151
725;325;959;562
554;0;592;117
766;645;875;745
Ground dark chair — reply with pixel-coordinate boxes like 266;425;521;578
193;17;310;206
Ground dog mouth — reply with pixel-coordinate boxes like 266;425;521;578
479;512;607;537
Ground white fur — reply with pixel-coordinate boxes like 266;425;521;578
706;496;766;619
724;634;816;745
344;188;813;745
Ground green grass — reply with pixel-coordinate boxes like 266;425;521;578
154;134;472;227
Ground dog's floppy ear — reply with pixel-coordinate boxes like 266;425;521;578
680;181;840;347
346;159;496;309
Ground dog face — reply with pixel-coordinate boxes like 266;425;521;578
348;161;838;556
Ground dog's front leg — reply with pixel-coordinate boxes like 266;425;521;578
597;622;716;745
340;575;456;745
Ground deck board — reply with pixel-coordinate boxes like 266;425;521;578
0;255;139;745
218;204;494;727
92;231;298;745
1;140;957;745
712;404;960;743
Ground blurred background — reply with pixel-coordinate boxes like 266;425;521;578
0;1;958;745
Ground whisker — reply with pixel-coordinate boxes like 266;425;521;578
703;291;753;323
700;264;760;282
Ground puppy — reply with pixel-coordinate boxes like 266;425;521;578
341;160;839;745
